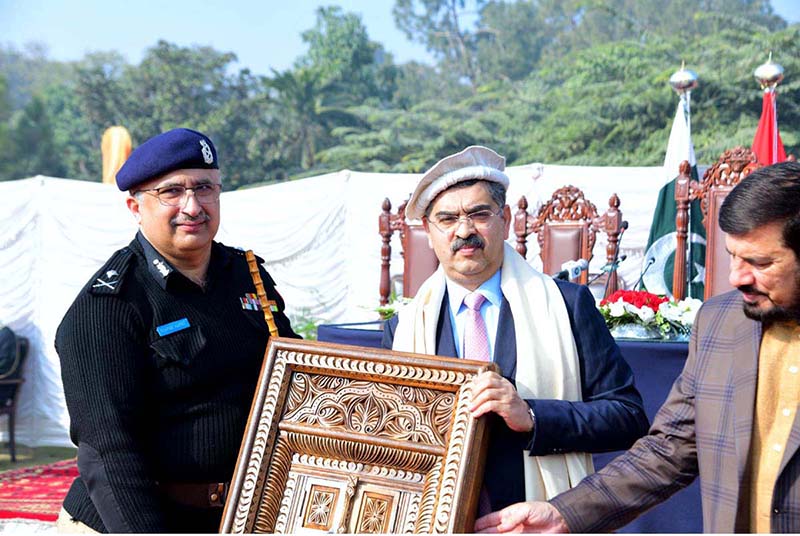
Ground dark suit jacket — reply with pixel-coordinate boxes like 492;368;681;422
383;278;649;510
552;290;800;533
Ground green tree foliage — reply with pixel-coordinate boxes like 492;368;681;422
300;6;398;104
393;0;487;88
6;95;66;178
0;43;72;112
474;1;548;82
70;42;277;187
266;67;362;171
0;2;797;185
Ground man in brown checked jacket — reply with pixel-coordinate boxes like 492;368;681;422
475;161;800;534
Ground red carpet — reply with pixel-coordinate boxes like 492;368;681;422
0;458;77;521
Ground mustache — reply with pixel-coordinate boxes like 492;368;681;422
171;213;210;226
451;234;485;253
738;285;767;296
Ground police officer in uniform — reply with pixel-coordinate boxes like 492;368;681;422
55;128;299;533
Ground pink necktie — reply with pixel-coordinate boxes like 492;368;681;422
464;292;493;515
463;292;490;361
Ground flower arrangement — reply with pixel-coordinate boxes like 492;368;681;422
599;290;702;340
374;294;414;320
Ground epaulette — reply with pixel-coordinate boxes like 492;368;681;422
88;247;134;296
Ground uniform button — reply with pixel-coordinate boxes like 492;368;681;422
773;443;782;452
774;508;780;514
789;365;799;374
210;493;219;502
783;408;792;417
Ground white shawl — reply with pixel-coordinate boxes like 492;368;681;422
393;243;593;500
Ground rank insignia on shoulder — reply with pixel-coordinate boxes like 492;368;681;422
92;270;119;290
89;248;133;295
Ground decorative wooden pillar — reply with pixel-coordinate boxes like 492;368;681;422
672;160;692;300
378;198;393;306
513;196;530;258
603;194;622;296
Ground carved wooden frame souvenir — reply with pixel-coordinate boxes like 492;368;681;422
221;337;496;534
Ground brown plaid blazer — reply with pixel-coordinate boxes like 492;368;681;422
551;290;800;532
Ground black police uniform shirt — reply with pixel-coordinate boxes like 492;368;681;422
56;231;299;533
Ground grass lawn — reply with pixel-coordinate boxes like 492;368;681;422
0;445;76;473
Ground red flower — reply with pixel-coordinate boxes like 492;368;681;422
600;290;668;310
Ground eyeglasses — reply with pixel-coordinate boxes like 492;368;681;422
136;183;222;207
427;208;502;233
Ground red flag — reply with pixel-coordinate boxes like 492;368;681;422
752;90;787;165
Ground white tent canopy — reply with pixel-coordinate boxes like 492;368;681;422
0;163;665;447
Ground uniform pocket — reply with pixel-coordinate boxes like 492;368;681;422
150;325;207;367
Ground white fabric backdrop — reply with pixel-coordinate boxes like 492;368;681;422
0;163;664;447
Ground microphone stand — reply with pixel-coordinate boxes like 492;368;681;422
586;255;626;286
634;257;657;290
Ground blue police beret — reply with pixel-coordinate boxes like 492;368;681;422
116;128;219;191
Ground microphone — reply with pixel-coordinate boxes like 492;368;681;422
587;254;628;285
553;259;589;281
634;256;656;289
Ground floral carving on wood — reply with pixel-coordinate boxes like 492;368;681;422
283;373;454;447
221;338;494;534
530;185;599;251
357;493;393;533
692;146;761;220
303;485;339;530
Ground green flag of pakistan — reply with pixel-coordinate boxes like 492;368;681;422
642;93;706;299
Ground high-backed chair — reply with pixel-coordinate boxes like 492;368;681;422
0;327;29;462
379;198;439;305
513;186;625;296
672;147;762;300
379;187;624;305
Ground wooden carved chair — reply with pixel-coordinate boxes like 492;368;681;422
379;198;439;306
0;327;29;462
513;186;625;296
672;147;762;301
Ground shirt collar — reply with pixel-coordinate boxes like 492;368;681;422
135;231;229;291
446;268;503;314
137;231;176;290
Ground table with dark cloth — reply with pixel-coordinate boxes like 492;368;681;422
316;322;702;533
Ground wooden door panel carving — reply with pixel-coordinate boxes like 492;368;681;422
221;338;495;534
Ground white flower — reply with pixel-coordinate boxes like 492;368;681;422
607;299;627;317
677;298;702;326
658;301;683;323
631;304;655;323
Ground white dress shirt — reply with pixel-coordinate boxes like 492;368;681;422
446;269;503;361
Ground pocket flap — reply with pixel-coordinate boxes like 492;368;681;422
150;325;207;367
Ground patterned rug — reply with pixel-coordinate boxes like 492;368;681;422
0;459;77;521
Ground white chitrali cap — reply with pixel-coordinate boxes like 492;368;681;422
405;145;510;220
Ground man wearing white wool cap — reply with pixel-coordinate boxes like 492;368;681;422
382;145;648;517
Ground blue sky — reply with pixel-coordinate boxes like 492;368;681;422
1;0;797;75
0;0;434;74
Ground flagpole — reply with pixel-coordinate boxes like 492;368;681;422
669;64;698;298
753;52;785;165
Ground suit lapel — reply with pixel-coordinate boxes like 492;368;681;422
494;297;517;378
436;293;458;358
780;411;800;478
